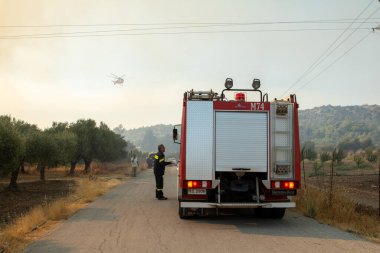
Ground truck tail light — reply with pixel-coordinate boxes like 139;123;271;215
271;181;298;189
185;180;211;189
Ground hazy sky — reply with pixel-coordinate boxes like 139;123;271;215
0;0;379;129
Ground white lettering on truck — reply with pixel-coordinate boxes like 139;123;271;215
251;102;264;111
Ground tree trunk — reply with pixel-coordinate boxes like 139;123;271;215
8;165;21;190
69;161;77;176
39;163;45;181
20;162;26;174
84;160;91;174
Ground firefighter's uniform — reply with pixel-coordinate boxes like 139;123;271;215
153;151;172;199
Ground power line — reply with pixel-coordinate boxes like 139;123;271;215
0;26;373;39
294;31;372;93
279;0;377;97
0;27;373;40
0;18;379;28
300;6;380;78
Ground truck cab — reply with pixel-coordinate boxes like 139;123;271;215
173;78;301;219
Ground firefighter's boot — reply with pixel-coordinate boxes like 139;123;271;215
155;190;159;198
156;189;167;200
158;196;168;200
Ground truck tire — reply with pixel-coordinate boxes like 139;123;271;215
256;208;286;219
178;203;188;219
271;208;286;219
256;208;272;218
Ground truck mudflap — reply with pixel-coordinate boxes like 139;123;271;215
180;202;295;209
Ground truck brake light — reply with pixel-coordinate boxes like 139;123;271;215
271;181;298;189
185;180;211;189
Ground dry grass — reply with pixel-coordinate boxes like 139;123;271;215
295;186;380;241
0;177;121;253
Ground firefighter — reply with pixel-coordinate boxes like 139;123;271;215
154;144;173;200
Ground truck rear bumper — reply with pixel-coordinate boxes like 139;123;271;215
180;201;295;209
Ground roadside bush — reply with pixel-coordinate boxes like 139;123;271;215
365;148;378;163
295;186;380;239
334;148;346;164
353;154;365;169
309;161;324;177
320;152;331;163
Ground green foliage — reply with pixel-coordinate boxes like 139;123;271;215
95;122;127;162
301;146;317;162
70;119;99;162
338;138;373;152
320;152;332;163
46;122;77;164
364;148;378;163
25;131;59;168
353;154;365;169
52;131;78;165
334;148;346;164
0;118;22;175
299;105;380;150
0;115;127;180
309;161;324;177
306;149;317;161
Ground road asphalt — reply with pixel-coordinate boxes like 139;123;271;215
24;166;380;253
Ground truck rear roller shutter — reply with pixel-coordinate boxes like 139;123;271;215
215;112;268;172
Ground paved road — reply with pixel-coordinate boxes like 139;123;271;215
24;166;379;253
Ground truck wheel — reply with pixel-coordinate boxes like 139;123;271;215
256;208;272;218
271;208;286;219
179;203;188;219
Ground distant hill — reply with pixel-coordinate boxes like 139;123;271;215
299;104;380;149
114;124;179;153
114;105;380;153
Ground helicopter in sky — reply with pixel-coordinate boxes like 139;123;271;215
109;74;125;86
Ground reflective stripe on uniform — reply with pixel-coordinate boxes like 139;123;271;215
154;155;159;159
156;189;163;191
159;158;165;163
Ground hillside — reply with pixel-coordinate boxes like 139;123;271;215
114;105;380;153
114;124;179;153
299;104;380;149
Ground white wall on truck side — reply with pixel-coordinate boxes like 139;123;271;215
185;101;214;180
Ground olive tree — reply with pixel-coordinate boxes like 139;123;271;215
10;120;39;188
95;122;127;163
25;131;59;181
0;116;40;189
69;119;99;174
0;118;22;179
46;122;78;174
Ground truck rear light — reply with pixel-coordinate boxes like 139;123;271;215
187;181;194;188
271;181;298;189
185;180;211;189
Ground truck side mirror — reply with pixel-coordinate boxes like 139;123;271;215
173;128;178;141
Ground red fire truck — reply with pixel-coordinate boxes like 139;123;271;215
172;78;301;219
